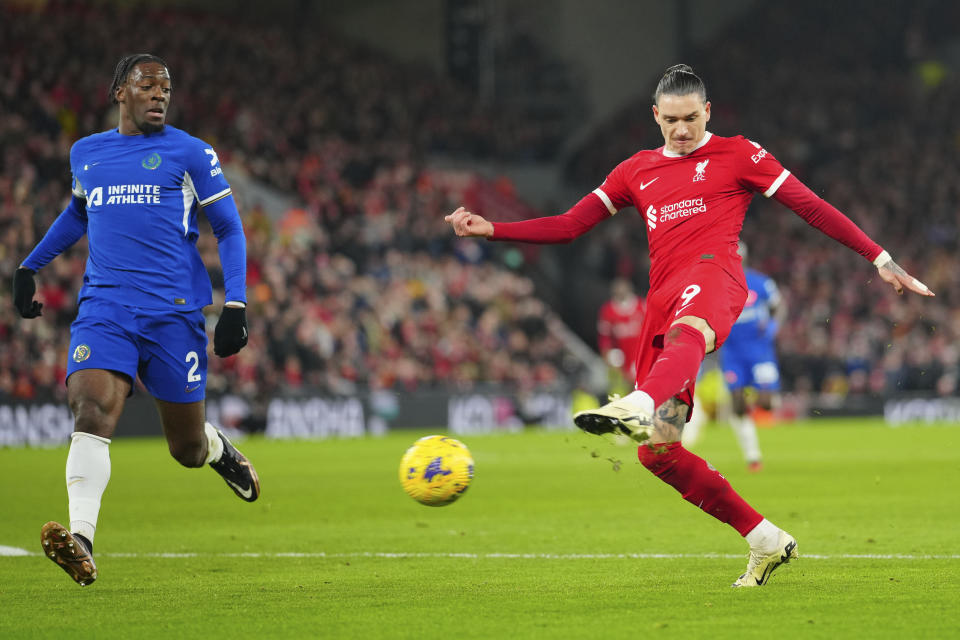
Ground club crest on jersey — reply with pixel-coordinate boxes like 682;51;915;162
73;344;91;363
142;153;162;170
693;159;709;182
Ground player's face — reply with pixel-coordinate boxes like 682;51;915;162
652;94;710;155
118;62;171;135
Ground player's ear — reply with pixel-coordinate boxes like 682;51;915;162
704;101;711;122
652;104;660;123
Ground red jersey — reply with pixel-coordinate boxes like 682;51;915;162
597;296;645;376
595;133;787;288
490;131;883;287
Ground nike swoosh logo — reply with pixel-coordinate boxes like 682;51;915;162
225;478;254;499
184;384;201;393
639;178;659;190
675;304;693;317
67;478;83;487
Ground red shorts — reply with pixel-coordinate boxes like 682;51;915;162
632;260;747;407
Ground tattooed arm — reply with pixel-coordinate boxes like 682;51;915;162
874;252;935;297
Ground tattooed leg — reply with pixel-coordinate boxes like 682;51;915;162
650;397;690;444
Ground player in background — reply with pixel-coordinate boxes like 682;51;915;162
11;54;259;587
445;64;933;587
597;278;645;382
718;242;786;472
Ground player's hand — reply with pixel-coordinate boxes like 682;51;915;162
876;257;935;297
444;206;494;238
12;267;43;318
214;304;248;357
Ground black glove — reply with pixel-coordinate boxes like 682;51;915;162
214;305;248;357
12;267;43;318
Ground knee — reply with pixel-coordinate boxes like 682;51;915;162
669;317;716;352
69;397;114;437
168;439;206;468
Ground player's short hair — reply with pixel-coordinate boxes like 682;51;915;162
109;53;169;104
653;64;707;105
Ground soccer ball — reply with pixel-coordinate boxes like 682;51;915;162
399;435;474;506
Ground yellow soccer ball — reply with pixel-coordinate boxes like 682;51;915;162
399;435;474;506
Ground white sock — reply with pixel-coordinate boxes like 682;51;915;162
744;518;780;553
65;432;111;544
730;414;762;463
204;422;224;464
623;390;656;415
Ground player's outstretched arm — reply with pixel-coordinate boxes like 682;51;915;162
445;207;494;238
874;252;934;297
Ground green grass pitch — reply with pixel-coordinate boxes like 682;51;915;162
1;418;958;639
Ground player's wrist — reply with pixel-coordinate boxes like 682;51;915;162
872;249;891;268
224;301;246;309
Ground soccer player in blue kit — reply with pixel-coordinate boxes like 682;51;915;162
718;243;786;471
11;54;259;586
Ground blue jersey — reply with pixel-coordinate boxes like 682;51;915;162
724;268;780;350
27;125;244;310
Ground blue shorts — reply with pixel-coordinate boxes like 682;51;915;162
67;297;208;403
719;342;780;392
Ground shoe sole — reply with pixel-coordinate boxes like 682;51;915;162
40;521;97;586
574;412;652;442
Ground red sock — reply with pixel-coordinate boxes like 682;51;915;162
638;324;706;408
638;442;763;536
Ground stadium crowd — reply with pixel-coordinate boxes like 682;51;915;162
0;2;578;402
2;0;959;406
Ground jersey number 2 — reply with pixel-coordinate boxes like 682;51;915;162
185;351;202;382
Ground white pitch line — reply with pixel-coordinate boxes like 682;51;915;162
3;548;960;560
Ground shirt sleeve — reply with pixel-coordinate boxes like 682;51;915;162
490;193;612;244
22;196;88;271
188;138;246;304
592;159;634;214
772;174;883;262
185;140;232;207
203;195;247;305
736;137;792;198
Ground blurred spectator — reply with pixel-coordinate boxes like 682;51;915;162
596;278;645;382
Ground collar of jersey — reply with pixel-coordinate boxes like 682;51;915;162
661;131;713;158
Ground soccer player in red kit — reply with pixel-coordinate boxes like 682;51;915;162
597;278;645;380
445;64;934;587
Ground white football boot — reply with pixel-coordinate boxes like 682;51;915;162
573;393;654;442
732;530;798;587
